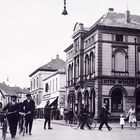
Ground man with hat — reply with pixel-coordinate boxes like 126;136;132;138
22;93;35;135
98;103;112;131
44;100;53;130
3;95;19;138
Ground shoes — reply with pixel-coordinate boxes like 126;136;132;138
108;127;112;131
44;127;46;130
29;133;32;135
48;128;53;130
80;128;85;130
11;135;15;138
98;129;103;131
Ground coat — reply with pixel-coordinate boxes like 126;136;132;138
3;102;19;121
44;105;51;118
22;99;35;118
99;106;111;121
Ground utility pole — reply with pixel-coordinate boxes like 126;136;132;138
134;38;137;115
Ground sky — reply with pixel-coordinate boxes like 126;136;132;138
0;0;140;88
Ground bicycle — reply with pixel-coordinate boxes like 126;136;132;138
70;112;97;130
1;113;8;140
19;112;31;136
1;111;17;140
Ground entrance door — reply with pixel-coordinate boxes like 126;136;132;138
90;89;95;116
136;88;140;117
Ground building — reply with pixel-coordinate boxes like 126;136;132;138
36;68;66;119
64;8;140;120
0;83;28;106
29;55;66;108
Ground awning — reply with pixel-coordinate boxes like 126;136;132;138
36;97;58;109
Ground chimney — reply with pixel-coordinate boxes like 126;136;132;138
125;10;131;23
108;8;114;12
56;54;59;58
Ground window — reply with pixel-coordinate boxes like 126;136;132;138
115;34;123;42
114;51;125;71
111;88;123;111
75;57;79;78
90;52;95;74
45;83;48;92
34;79;35;89
56;78;58;91
53;79;54;91
85;55;89;78
112;49;128;76
37;77;39;88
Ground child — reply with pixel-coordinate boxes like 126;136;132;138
132;114;137;129
120;114;125;129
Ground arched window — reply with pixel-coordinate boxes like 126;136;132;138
68;65;71;85
71;63;73;84
111;88;123;111
85;55;89;78
75;57;79;78
90;52;95;74
115;51;125;71
112;49;128;76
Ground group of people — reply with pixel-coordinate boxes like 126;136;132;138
0;93;35;138
120;106;137;130
70;103;137;131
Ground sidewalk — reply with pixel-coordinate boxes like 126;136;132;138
36;118;140;128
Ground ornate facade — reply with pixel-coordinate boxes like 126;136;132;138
64;9;140;119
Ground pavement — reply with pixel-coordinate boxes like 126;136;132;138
36;118;140;128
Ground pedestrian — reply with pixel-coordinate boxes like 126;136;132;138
120;114;125;129
22;93;35;135
44;100;53;130
126;106;137;129
68;108;73;124
79;105;91;130
0;102;4;127
3;95;19;138
98;103;112;131
64;108;69;123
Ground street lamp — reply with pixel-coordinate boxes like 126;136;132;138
62;0;68;15
134;38;137;116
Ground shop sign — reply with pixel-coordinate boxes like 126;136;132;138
102;78;135;86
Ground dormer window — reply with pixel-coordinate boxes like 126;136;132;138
115;34;123;42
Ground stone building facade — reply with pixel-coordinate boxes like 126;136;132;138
64;8;140;119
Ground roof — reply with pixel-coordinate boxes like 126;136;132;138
91;10;140;31
12;87;29;94
29;56;66;77
43;68;66;81
0;83;18;97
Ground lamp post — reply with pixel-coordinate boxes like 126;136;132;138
62;0;68;15
134;38;137;115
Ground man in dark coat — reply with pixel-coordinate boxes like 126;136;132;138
44;100;53;130
23;93;35;135
98;103;112;131
3;95;19;138
79;105;91;130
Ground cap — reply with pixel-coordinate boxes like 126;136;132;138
26;93;31;97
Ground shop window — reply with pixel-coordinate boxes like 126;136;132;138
111;88;123;111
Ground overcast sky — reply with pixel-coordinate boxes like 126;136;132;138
0;0;140;88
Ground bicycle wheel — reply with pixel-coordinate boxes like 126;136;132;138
2;121;7;140
88;118;97;130
70;117;80;129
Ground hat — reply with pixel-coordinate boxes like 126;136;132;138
11;95;18;99
26;93;31;97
